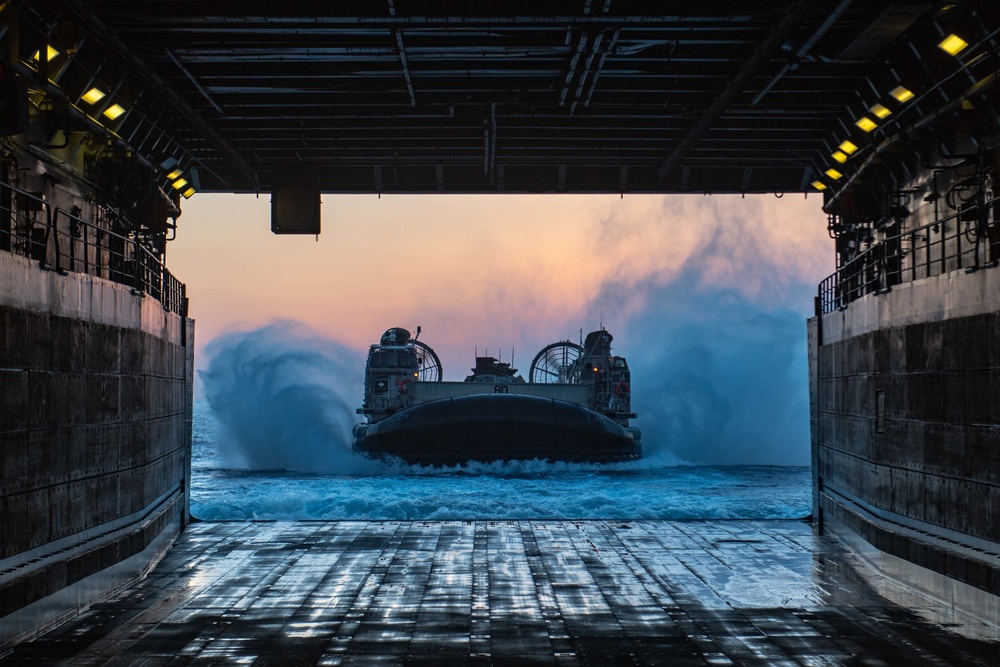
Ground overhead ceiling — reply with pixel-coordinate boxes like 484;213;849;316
11;0;1000;195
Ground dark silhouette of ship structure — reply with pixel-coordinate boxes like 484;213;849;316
353;327;641;465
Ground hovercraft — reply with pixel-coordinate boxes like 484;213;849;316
352;327;641;465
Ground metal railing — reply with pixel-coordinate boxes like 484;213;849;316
0;185;50;263
1;182;187;316
817;195;1000;315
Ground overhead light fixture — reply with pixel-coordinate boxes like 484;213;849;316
32;46;60;62
869;103;891;119
832;151;848;163
171;178;189;190
81;87;106;104
811;181;828;191
938;33;968;56
839;140;858;154
181;186;196;199
855;116;878;132
103;104;125;120
890;86;914;103
825;168;843;180
166;168;184;180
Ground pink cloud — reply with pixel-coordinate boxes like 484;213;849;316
170;193;830;379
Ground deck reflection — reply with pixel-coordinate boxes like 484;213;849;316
5;520;997;665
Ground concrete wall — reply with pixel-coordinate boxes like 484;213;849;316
810;264;1000;618
0;250;192;650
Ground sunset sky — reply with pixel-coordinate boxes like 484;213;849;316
170;193;830;366
173;192;833;464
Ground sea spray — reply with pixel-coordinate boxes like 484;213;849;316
625;284;809;464
199;321;372;473
590;196;825;465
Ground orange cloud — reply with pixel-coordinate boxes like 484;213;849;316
170;192;830;378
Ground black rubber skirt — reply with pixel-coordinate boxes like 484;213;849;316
353;393;641;465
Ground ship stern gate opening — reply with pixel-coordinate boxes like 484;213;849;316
1;0;1000;661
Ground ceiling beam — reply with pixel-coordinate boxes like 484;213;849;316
656;0;819;183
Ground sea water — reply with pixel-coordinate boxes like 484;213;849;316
191;401;812;521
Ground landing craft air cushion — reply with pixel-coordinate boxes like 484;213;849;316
352;327;641;465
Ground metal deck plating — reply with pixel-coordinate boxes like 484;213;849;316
4;520;997;665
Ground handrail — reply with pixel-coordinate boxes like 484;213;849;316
817;194;1000;315
0;181;187;317
0;185;52;266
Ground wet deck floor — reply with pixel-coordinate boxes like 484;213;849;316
3;520;998;665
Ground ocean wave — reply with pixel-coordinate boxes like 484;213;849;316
190;463;811;522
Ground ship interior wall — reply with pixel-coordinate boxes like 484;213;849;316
0;249;193;650
810;265;1000;620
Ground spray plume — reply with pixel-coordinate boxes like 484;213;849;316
594;196;827;465
199;321;368;473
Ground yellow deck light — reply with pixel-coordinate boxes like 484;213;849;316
938;34;968;56
82;88;106;104
166;169;183;180
181;187;196;199
869;103;891;119
171;178;189;190
811;181;827;191
32;46;60;61
855;116;877;132
825;168;843;180
839;140;858;154
103;104;125;120
832;151;848;163
890;86;914;103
